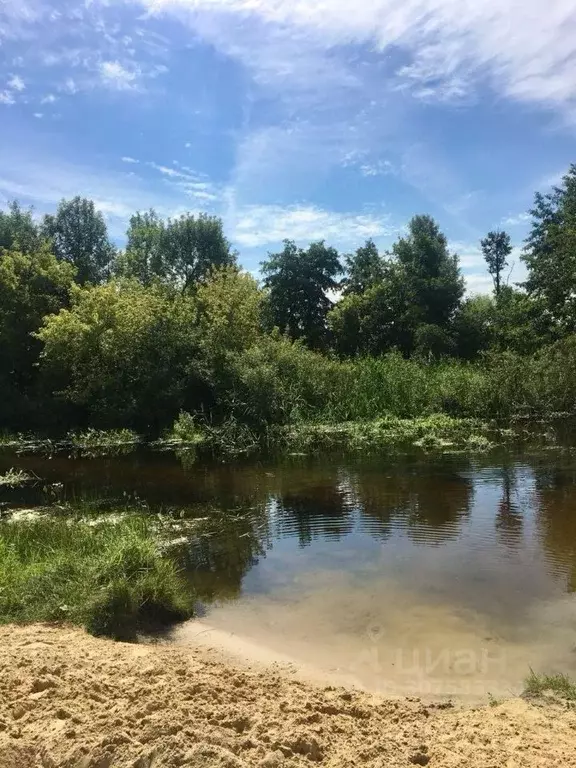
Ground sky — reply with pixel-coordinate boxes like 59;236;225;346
1;1;576;293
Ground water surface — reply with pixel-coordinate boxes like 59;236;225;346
2;445;576;699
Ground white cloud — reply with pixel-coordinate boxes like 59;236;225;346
229;203;395;248
0;91;15;105
453;241;526;294
122;156;139;164
147;162;185;178
33;112;43;118
0;151;201;237
99;60;139;91
360;160;394;177
7;74;25;91
465;274;495;296
40;93;57;104
501;212;530;226
61;78;78;95
138;0;576;115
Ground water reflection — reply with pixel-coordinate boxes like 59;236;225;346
2;447;576;609
494;463;524;550
532;459;576;591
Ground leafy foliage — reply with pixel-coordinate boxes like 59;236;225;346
523;164;576;331
37;280;203;429
1;163;576;442
393;214;464;332
0;201;43;254
481;230;512;295
0;245;75;426
42;197;116;285
342;239;385;295
262;239;343;350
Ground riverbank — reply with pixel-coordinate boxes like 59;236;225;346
0;413;556;462
1;624;575;768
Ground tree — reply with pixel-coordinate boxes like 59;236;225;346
116;210;166;284
0;245;75;425
0;201;42;254
42;197;115;285
161;213;235;290
37;280;204;429
328;273;413;357
523;164;576;332
492;286;554;355
392;215;464;332
481;230;511;296
195;266;264;357
342;239;385;295
452;295;495;359
261;240;343;350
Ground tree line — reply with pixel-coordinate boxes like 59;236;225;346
1;164;576;434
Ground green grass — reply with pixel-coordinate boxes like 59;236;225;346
524;671;576;700
284;414;499;453
0;517;193;640
68;428;140;449
0;468;32;487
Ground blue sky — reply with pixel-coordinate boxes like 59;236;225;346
1;0;576;293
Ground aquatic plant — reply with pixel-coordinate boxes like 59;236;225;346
0;468;32;487
68;428;140;448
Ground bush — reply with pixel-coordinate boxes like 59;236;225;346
0;517;193;640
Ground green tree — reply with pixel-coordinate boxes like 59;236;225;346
523;164;576;331
0;245;75;425
481;230;511;296
116;210;166;284
0;201;42;254
42;197;115;285
452;295;495;359
492;286;553;355
37;280;204;430
262;240;343;350
342;239;385;295
161;213;235;290
328;274;413;357
195;266;264;357
393;215;464;333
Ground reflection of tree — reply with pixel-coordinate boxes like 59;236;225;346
172;504;272;602
273;482;354;547
350;461;473;545
404;473;472;545
532;463;576;591
495;464;523;549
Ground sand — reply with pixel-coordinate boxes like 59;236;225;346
1;624;575;768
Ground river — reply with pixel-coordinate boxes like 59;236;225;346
2;444;576;700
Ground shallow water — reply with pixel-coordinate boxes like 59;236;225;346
2;445;576;699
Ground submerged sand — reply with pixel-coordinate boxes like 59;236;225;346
1;624;575;768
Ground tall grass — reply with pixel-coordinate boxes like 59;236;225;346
224;337;576;428
0;517;193;640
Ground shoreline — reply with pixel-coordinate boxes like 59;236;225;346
1;623;575;768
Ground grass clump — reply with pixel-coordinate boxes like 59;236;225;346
0;468;32;487
68;428;140;449
167;411;205;445
285;414;498;453
0;517;193;640
524;671;576;701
